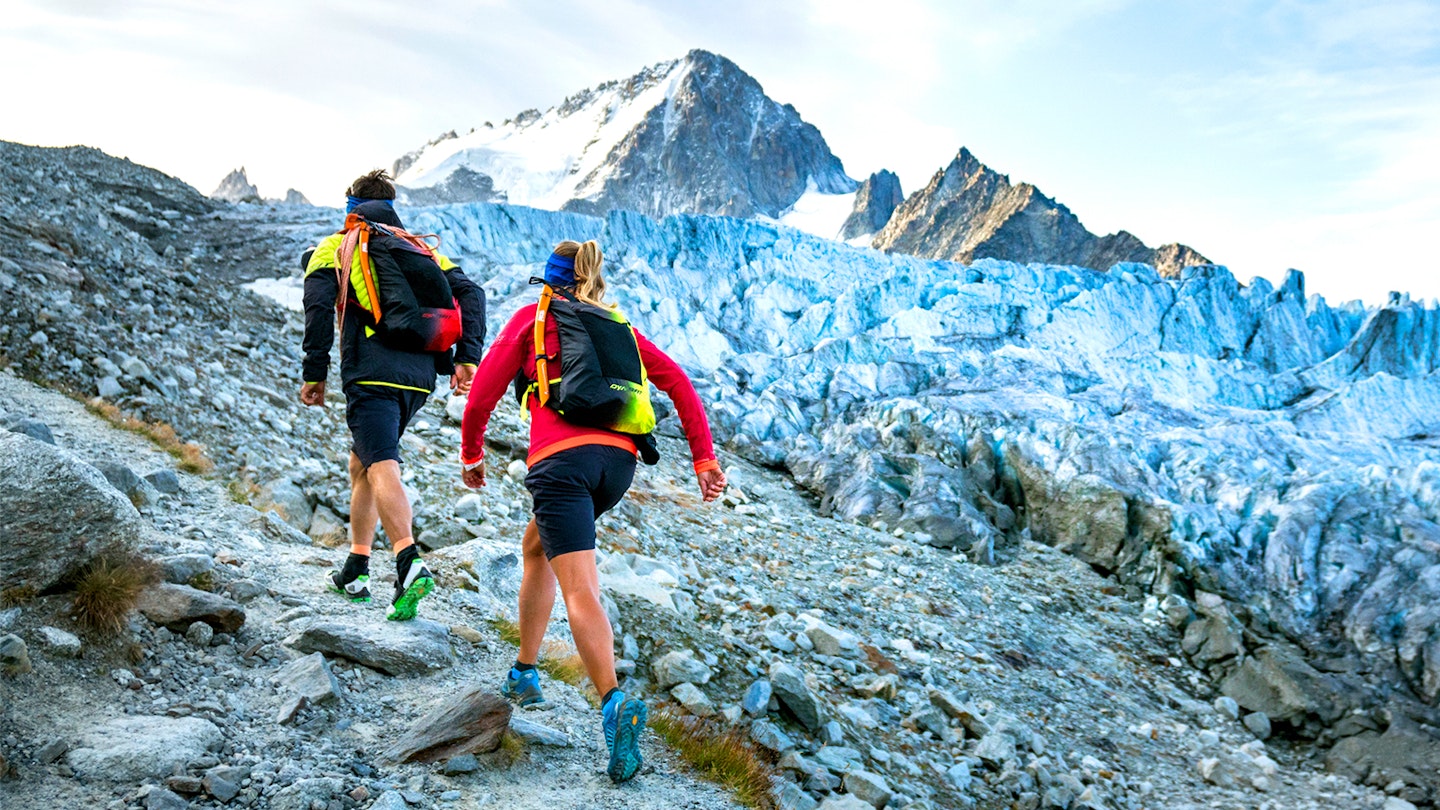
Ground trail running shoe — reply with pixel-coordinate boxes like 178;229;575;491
386;558;434;621
602;690;648;784
325;570;371;603
501;666;544;707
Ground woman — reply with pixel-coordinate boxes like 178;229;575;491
459;239;726;784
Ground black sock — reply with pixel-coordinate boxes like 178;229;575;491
601;687;620;708
513;661;537;672
395;544;420;582
339;553;370;583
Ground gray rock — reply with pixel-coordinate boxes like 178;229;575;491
268;777;343;810
0;431;142;593
185;620;214;647
508;716;571;746
769;660;824;731
774;780;819;810
418;523;469;551
67;715;222;781
36;625;82;657
841;170;904;240
817;794;874;810
5;417;54;445
1243;711;1272;740
369;791;410;810
307;504;347;547
1220;644;1347;725
97;376;124;399
1213;696;1240;720
36;739;68;763
652;649;713;688
203;772;240;802
972;731;1017;769
454;494;484;522
0;633;31;674
671;682;715;716
381;685;512;763
286;619;454;677
820;720;845;746
145;789;189;810
804;618;861;658
750;719;795;754
92;460;152;505
275;652;341;704
843;769;893;808
442;753;479;774
144;469;181;495
253;477;312;533
276;693;308;725
161;553;214;585
137;583;246;633
814;745;863;773
743;679;772;717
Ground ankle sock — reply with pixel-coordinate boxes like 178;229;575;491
513;661;537;673
339;552;370;583
395;543;421;584
601;687;620;709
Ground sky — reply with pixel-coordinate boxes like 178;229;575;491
2;0;1437;304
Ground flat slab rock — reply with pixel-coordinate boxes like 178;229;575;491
286;618;454;677
67;715;222;782
137;583;246;633
381;686;513;763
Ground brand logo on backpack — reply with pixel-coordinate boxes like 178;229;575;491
333;214;462;354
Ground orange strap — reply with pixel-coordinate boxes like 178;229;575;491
533;285;554;406
334;214;382;325
526;434;637;468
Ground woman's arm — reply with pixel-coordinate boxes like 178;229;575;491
460;307;531;466
635;329;720;474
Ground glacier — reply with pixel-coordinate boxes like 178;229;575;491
402;200;1440;733
244;200;1440;732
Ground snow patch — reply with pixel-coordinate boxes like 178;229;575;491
244;276;304;312
777;184;858;241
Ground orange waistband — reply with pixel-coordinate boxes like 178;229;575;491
526;434;638;467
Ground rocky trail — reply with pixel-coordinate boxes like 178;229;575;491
0;139;1434;810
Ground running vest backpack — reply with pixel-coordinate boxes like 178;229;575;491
333;213;462;353
518;284;659;462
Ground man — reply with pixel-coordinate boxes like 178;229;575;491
299;169;486;620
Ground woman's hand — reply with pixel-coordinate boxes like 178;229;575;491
463;461;486;489
697;468;727;502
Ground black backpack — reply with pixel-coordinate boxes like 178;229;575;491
334;214;461;353
515;284;659;464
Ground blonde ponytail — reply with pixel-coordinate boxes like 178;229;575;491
552;239;610;308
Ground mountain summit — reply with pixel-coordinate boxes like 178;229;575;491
872;148;1208;275
392;49;855;218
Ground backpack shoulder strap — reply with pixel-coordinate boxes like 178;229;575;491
533;286;554;407
334;214;381;325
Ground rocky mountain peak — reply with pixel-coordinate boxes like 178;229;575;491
210;167;260;203
392;50;854;219
841;170;904;240
872;146;1209;273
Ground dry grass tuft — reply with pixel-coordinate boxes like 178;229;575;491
488;616;523;646
70;553;160;634
85;398;214;473
492;730;527;767
0;585;37;608
651;709;777;810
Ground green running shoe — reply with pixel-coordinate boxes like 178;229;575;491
386;559;434;621
325;570;371;603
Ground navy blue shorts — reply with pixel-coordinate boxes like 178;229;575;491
344;384;429;468
525;445;637;560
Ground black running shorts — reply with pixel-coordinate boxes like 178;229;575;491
525;445;637;560
344;384;429;468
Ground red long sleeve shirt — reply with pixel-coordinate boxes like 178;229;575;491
461;303;720;473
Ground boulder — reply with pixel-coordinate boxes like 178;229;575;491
67;715;222;781
286;619;454;676
4;417;54;445
671;682;715;716
381;686;512;763
0;431;142;593
1220;644;1349;726
307;504;347;547
92;460;156;506
254;478;313;533
144;469;182;495
36;625;82;657
137;583;246;633
1;633;32;675
817;794;875;810
843;769;893;808
769;660;824;731
652;649;713;688
743;679;773;717
275;652;341;704
508;716;570;747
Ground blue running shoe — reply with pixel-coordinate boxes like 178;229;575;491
501;666;544;707
602;690;648;783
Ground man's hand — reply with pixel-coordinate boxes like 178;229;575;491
698;468;727;502
451;364;476;396
300;381;326;407
462;461;486;490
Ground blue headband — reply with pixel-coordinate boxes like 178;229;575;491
543;252;576;286
346;195;395;213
